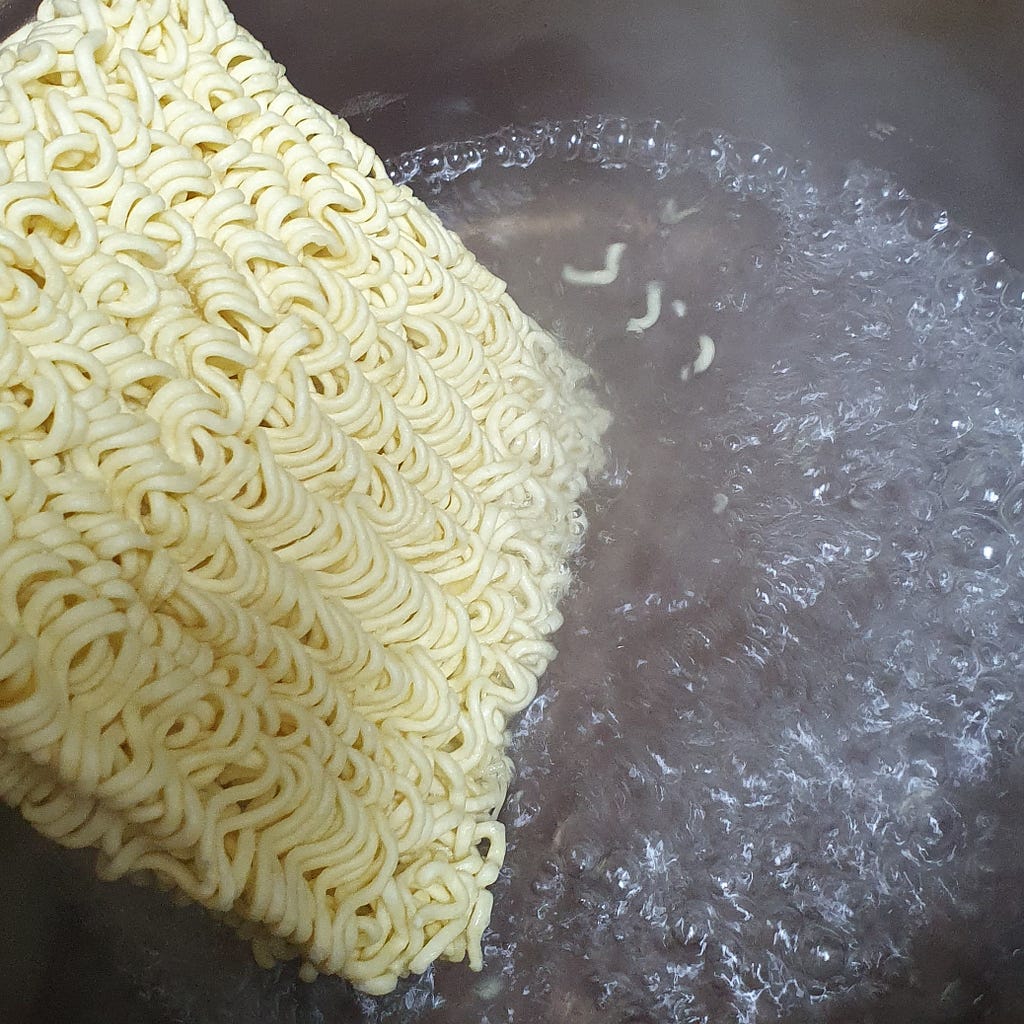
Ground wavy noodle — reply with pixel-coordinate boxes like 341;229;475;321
0;0;608;994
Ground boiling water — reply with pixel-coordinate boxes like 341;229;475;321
5;121;1024;1024
370;122;1024;1023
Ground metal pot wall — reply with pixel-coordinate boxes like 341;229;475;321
257;0;1024;263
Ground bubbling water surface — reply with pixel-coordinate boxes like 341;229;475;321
365;119;1024;1023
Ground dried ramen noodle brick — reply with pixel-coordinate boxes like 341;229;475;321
0;0;608;995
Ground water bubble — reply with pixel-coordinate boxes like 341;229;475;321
396;151;421;181
514;145;536;167
939;638;981;682
929;221;967;256
482;132;510;164
564;839;602;877
686;129;726;174
801;925;848;982
419;146;445;178
952;231;1000;271
1000;272;1024;309
846;479;878;511
940;450;1013;511
940;511;1012;571
973;638;1006;672
503;127;530;152
598;117;631;164
999;480;1024;532
925;564;957;595
728;140;776;194
934;271;967;310
579;131;603;163
974;262;1011;297
543;122;581;161
905;200;950;240
628;118;671;169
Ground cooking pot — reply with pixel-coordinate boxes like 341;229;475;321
3;2;1024;1022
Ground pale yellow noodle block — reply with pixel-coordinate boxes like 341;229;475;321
0;0;608;994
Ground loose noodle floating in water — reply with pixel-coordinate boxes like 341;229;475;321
561;241;627;286
0;0;608;994
626;280;664;334
680;334;716;381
